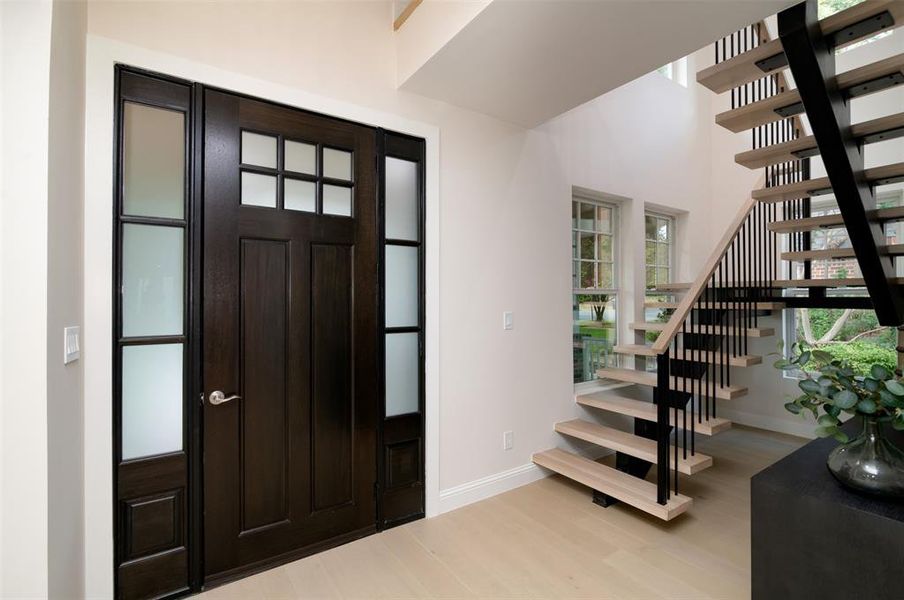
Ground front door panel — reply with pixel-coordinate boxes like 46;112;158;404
202;90;378;581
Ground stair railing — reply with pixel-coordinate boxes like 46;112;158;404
651;184;782;503
651;18;815;506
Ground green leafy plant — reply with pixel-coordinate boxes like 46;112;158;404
773;341;904;443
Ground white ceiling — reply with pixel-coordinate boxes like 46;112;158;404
399;0;796;127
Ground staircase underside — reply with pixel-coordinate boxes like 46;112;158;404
399;0;796;126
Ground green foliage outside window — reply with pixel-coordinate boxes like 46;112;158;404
818;0;863;19
796;307;897;377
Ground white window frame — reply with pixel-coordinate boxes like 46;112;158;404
644;211;675;290
572;194;619;387
656;56;688;87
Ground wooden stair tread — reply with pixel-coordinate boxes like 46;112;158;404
612;343;657;356
648;282;692;292
697;1;904;93
576;392;731;436
782;244;904;261
597;367;748;400
696;38;784;94
715;52;904;133
629;322;774;337
752;161;904;203
555;419;713;476
531;448;692;521
613;344;761;367
736;112;904;169
769;207;904;233
774;277;904;288
644;300;785;310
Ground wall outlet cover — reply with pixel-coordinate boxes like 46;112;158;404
64;326;80;364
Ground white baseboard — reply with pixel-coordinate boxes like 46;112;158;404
436;448;612;515
717;407;815;440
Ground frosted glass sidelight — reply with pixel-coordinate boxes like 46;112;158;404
385;333;419;416
285;140;316;174
123;224;184;337
123;102;185;219
121;343;183;460
385;245;418;327
241;131;277;168
285;178;316;213
323;148;352;180
241;172;277;208
323;185;352;216
385;157;418;241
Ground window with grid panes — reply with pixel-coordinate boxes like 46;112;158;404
572;198;618;384
645;213;673;289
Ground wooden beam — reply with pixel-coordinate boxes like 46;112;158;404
393;0;423;31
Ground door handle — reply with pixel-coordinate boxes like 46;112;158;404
208;390;241;405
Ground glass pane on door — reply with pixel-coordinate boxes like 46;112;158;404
385;157;418;241
241;172;277;208
123;102;185;219
122;224;184;337
121;343;184;460
385;245;418;327
385;332;419;417
323;184;352;216
323;148;352;180
241;131;277;168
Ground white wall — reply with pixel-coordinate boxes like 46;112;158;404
542;52;715;346
47;1;87;597
1;2;88;596
1;2;53;597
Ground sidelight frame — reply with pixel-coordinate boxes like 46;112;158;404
377;131;428;528
112;64;427;598
112;65;201;600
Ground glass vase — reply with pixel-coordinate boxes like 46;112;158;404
827;416;904;499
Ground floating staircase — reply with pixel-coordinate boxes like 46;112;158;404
534;0;904;521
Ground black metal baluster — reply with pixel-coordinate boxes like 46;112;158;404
656;350;671;504
673;338;679;492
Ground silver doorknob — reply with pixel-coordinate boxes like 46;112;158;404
208;390;241;405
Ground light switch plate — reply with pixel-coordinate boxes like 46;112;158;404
503;311;513;330
64;326;80;364
503;430;513;450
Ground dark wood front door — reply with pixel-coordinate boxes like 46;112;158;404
202;90;379;581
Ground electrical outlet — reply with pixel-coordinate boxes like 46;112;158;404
503;430;513;450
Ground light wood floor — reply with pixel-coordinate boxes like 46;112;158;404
200;426;805;599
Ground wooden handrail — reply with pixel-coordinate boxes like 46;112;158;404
650;177;765;354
